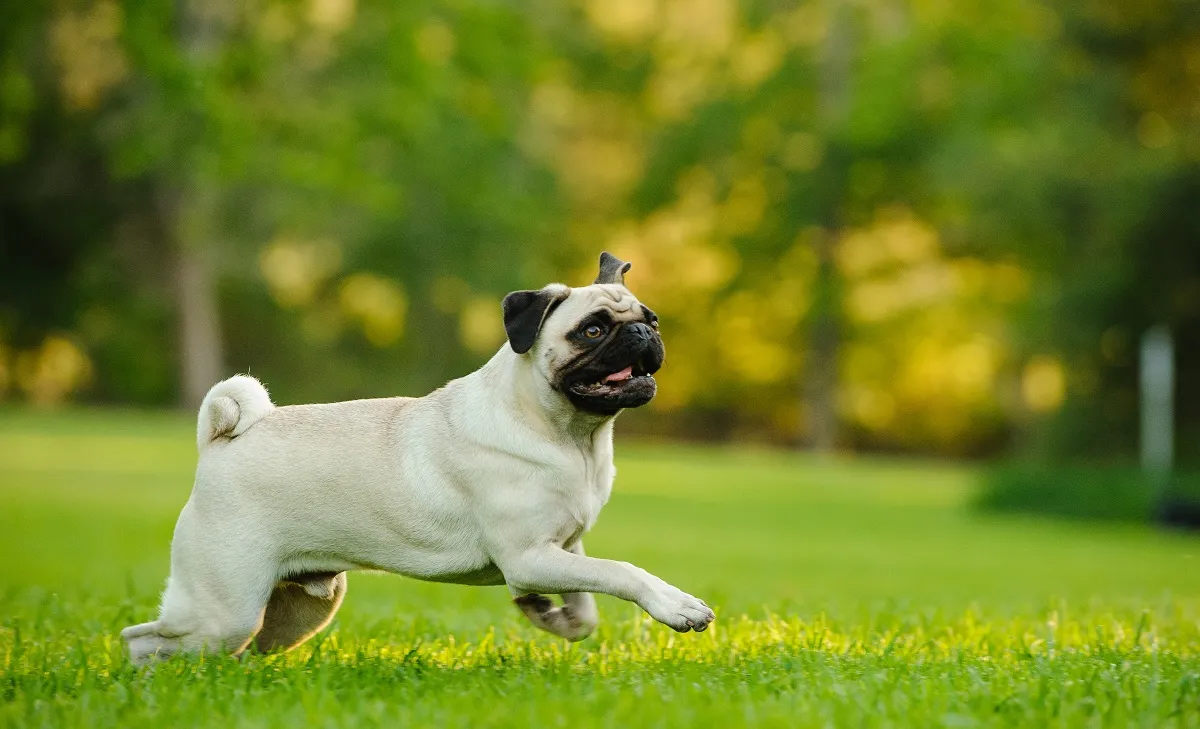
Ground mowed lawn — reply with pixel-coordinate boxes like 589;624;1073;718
1;410;1198;728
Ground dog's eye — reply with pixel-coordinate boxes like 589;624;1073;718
650;319;659;330
584;325;604;339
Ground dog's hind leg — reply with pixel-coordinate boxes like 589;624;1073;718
122;506;278;665
254;572;347;653
122;568;273;665
514;591;598;642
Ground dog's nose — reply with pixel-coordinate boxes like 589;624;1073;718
625;322;653;341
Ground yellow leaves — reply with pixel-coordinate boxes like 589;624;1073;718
584;0;772;119
1137;112;1173;149
901;335;1000;404
740;116;783;158
258;238;414;349
0;341;9;397
14;336;92;407
1017;1;1062;42
649;346;697;411
783;4;827;48
838;209;939;279
307;0;356;34
259;238;343;309
839;211;949;324
585;0;659;43
766;237;818;329
589;195;1031;448
558;135;645;205
602;203;738;317
528;80;574;135
721;174;768;236
842;329;1000;442
416;21;456;66
1022;356;1066;412
659;0;735;58
459;296;505;355
338;274;407;347
645;62;709;121
431;276;471;314
842;332;1005;443
990;263;1031;302
549;3;793;197
847;264;955;324
50;1;129;111
781;132;824;172
257;3;297;44
526;84;645;207
715;292;792;384
432;279;509;355
949;259;1029;303
847;387;896;431
731;31;785;89
839;209;1030;326
950;338;1002;400
824;206;1032;444
918;66;954;112
675;164;718;205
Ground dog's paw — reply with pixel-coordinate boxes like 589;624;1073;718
642;584;715;633
514;594;597;641
121;621;180;665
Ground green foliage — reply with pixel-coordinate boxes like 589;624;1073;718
977;464;1200;523
0;0;1198;459
2;410;1200;726
979;465;1155;522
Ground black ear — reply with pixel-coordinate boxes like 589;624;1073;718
594;251;632;285
502;288;568;354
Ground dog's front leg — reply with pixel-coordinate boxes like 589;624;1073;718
511;542;600;641
501;543;714;634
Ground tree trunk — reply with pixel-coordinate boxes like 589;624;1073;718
175;237;224;407
802;0;853;453
803;228;841;453
170;0;229;407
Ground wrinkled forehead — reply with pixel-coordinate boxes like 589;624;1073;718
556;283;643;323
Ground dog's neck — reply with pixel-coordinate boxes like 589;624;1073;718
477;346;616;445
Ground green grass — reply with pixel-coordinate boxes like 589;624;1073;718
1;409;1198;728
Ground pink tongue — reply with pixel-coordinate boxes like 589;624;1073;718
604;366;634;383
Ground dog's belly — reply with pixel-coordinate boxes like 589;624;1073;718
280;551;506;587
367;547;508;587
418;563;506;587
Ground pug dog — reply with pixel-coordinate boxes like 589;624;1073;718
122;252;714;664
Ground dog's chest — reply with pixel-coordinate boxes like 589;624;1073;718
567;448;614;533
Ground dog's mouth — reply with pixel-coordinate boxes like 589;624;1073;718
564;356;657;413
564;359;652;398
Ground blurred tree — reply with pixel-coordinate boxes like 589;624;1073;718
0;0;1196;464
936;0;1200;461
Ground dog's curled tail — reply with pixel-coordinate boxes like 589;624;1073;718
196;375;275;451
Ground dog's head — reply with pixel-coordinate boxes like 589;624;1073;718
502;252;664;416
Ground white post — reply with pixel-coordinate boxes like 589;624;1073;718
1140;326;1174;505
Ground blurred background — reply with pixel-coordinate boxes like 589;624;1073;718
1;0;1198;517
